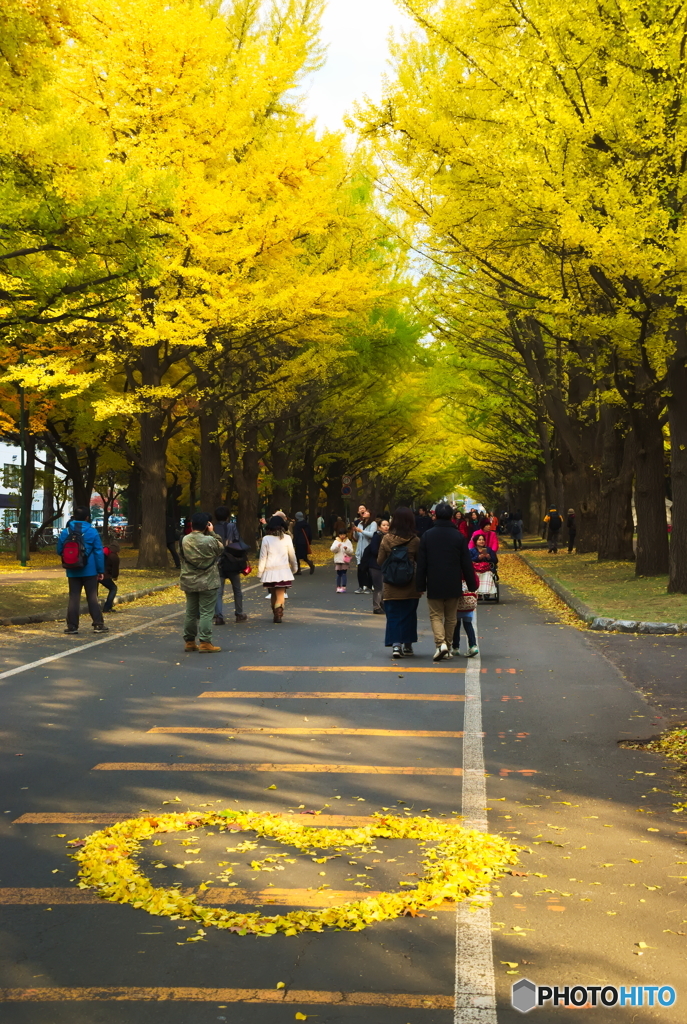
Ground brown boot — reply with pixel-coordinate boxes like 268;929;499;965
185;641;198;652
198;641;221;653
272;606;284;623
235;613;248;622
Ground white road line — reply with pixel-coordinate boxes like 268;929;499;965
0;582;263;682
455;611;498;1023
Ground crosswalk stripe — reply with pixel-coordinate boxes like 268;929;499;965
198;692;465;700
92;763;463;775
148;727;464;737
0;987;453;1007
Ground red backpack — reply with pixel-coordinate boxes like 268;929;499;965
61;522;87;570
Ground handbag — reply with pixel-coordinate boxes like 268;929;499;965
456;592;477;611
241;563;252;576
342;553;352;564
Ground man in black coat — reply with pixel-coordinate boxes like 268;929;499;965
416;502;478;662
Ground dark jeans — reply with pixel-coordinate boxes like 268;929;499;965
568;529;576;553
511;535;522;550
453;615;476;648
67;575;104;630
167;541;180;568
215;573;243;616
99;577;118;612
548;529;561;552
336;568;348;588
357;564;372;589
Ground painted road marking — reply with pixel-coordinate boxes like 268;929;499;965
92;763;463;775
148;727;465;737
199;691;466;700
0;582;263;682
499;769;538;776
455;614;497;1024
0;988;453;1008
13;813;378;826
0;886;457;910
239;665;466;673
0;610;183;681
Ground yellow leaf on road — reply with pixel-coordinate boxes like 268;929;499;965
276;982;285;989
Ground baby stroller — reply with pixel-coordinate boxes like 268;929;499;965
474;562;500;603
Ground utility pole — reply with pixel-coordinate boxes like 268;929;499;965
18;384;27;566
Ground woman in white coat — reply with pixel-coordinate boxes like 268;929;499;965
258;516;298;623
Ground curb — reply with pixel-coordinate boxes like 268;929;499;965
517;555;687;635
0;581;179;627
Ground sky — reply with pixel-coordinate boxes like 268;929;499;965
301;0;416;132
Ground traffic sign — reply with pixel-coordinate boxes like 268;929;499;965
341;485;352;497
342;474;352;486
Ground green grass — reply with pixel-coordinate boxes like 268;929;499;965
0;567;178;619
523;551;687;624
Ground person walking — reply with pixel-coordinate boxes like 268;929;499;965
258;515;298;622
331;527;354;592
509;511;524;551
293;512;315;575
317;514;325;539
353;507;377;594
213;506;248;625
416;502;478;662
377;506;421;659
57;506;108;635
166;515;181;568
100;540;120;613
415;506;433;537
179;512;224;653
544;507;563;553
566;508;576;553
366;517;389;613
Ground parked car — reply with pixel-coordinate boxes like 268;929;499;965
9;521;41;534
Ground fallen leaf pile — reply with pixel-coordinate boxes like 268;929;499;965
497;554;586;630
646;727;687;768
69;810;519;938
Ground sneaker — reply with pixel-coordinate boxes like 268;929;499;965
363;586;372;593
213;614;225;625
391;644;403;659
93;624;109;633
466;645;479;658
353;588;366;594
235;613;248;622
64;628;79;635
402;643;414;656
198;641;221;652
451;646;461;657
265;592;271;599
336;587;345;593
433;642;449;662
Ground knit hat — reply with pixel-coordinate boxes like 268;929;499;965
295;512;304;520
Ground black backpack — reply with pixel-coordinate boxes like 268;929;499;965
549;512;562;531
216;521;248;575
381;541;415;587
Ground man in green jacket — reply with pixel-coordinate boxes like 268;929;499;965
179;512;224;652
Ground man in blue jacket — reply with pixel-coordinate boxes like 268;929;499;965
57;506;108;635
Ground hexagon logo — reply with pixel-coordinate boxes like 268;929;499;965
512;978;537;1013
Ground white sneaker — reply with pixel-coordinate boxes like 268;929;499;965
467;645;479;657
433;642;449;662
353;588;366;594
451;646;461;657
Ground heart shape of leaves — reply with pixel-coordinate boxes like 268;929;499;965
71;809;519;937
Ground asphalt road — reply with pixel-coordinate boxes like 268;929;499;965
0;571;685;1023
